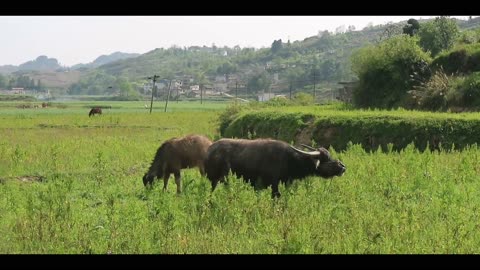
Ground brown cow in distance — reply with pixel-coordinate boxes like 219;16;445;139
89;107;102;117
143;134;213;193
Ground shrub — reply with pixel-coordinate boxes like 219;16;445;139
351;35;432;109
431;43;480;75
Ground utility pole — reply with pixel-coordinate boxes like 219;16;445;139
289;82;293;100
164;79;172;112
200;84;203;104
148;75;160;114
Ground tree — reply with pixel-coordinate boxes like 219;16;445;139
351;35;432;108
29;78;35;90
271;39;283;54
379;23;404;42
217;61;237;75
319;58;339;81
403;18;420;36
37;79;43;91
8;77;15;89
116;77;137;97
0;74;6;88
418;16;459;57
335;25;346;34
247;72;271;94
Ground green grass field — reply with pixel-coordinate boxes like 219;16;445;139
1;101;480;253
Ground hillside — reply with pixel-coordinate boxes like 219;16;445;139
71;51;140;70
4;16;480;97
18;55;62;71
79;19;408;98
0;65;18;74
14;70;82;89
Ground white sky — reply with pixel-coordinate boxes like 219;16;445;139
0;16;473;67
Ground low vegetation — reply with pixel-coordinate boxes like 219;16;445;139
1;101;480;253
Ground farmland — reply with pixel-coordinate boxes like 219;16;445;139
1;101;480;253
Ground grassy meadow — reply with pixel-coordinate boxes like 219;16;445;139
1;100;480;253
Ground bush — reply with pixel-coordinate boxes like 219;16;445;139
431;43;480;75
456;72;480;107
292;92;314;106
218;102;244;136
408;68;453;111
222;109;480;152
351;35;432;109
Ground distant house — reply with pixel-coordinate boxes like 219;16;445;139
11;88;25;94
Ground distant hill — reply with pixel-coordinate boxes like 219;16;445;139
71;51;140;70
13;69;82;89
0;52;140;74
0;55;62;74
18;55;62;71
0;65;18;74
93;17;480;86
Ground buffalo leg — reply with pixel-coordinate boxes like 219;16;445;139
211;179;219;192
199;166;206;177
163;173;170;191
174;172;181;194
271;180;281;198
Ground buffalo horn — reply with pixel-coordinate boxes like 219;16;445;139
301;144;317;151
290;145;320;156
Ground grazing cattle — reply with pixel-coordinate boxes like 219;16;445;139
89;107;102;117
204;138;346;198
143;134;213;193
41;102;48;108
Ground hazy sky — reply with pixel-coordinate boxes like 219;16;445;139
0;16;472;67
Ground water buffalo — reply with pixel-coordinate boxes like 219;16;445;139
143;134;213;193
89;107;102;117
204;138;346;198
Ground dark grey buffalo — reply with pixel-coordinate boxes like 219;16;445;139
89;107;102;117
143;134;213;193
204;138;346;198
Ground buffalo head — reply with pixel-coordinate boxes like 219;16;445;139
291;144;346;178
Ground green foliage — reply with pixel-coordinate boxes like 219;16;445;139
292;92;314;105
0;73;7;88
247;72;271;94
218;102;245;136
216;61;237;75
68;70;116;95
431;43;480;75
403;18;420;36
457;28;480;44
0;95;37;102
351;35;432;108
271;39;284;54
3;104;480;253
418;16;460;57
115;77;139;99
222;106;480;152
408;68;453;110
264;96;291;107
455;72;480;107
